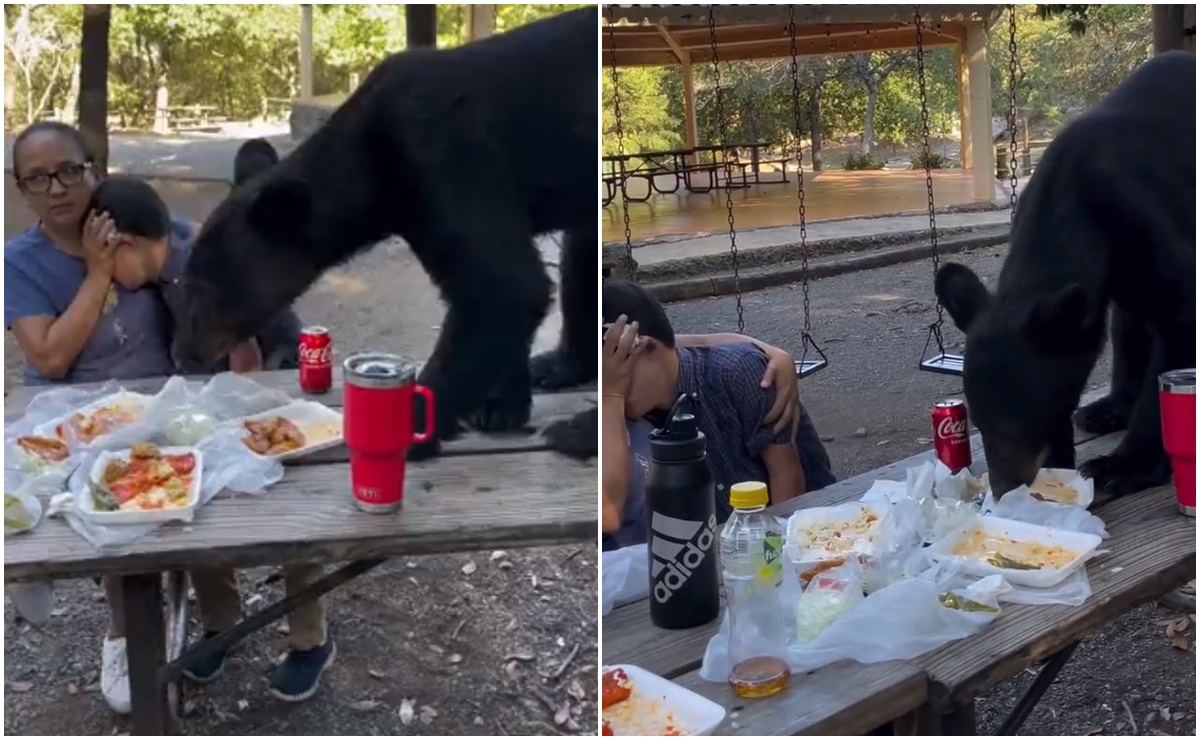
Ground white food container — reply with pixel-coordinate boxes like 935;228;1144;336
783;501;894;577
228;400;344;461
602;664;726;737
32;391;153;446
983;468;1095;508
81;446;204;525
927;514;1102;588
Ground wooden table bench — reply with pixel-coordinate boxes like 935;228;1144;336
5;369;597;735
603;395;1195;735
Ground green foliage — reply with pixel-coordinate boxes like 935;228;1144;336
4;3;587;130
603;65;680;156
909;151;953;170
843;152;885;170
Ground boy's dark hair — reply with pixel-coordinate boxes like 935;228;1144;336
12;121;92;179
90;175;170;240
233;138;280;187
603;279;676;348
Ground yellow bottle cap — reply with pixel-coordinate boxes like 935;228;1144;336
729;481;769;509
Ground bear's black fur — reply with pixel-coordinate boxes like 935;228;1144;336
935;50;1195;499
232;138;281;187
178;8;597;459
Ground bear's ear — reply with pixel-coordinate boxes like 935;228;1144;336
934;263;992;333
247;178;311;240
1024;284;1094;350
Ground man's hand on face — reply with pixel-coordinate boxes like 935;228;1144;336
228;337;264;374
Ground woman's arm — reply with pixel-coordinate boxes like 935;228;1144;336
678;332;773;353
11;271;112;380
601;395;630;533
678;333;799;435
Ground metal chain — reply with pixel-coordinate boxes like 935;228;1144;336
913;5;945;344
707;6;744;334
787;6;813;337
1006;5;1020;222
606;6;635;275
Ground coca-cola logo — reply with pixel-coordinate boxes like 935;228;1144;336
299;344;332;366
936;416;968;439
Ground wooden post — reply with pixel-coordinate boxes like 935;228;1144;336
153;84;169;135
681;58;698;159
407;5;437;49
956;39;971;169
468;4;494;41
964;21;994;202
1152;5;1186;54
124;573;170;735
300;4;314;99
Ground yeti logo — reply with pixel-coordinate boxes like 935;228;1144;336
650;511;716;604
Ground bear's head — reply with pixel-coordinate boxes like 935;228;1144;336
934;262;1105;497
177;177;323;367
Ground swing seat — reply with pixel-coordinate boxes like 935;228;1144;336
795;357;829;379
918;323;965;376
919;353;965;376
794;334;829;379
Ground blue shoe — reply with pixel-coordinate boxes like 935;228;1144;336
269;640;336;702
182;631;230;684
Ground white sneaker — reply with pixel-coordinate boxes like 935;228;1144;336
101;637;132;715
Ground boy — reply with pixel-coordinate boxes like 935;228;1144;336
603;279;835;532
92;176;336;702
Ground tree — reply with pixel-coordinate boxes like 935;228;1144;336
850;51;911;154
407;5;436;49
78;4;110;173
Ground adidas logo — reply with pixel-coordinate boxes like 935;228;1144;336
650;511;716;604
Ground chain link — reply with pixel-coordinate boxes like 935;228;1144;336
787;6;813;337
606;6;635;276
707;6;744;334
1007;5;1020;223
913;5;945;349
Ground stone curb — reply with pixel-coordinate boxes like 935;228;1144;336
643;228;1010;303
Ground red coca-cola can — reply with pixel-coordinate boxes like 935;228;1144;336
298;326;333;394
932;399;972;472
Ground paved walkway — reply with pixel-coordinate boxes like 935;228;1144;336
620;207;1014;268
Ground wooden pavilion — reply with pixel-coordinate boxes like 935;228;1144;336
603;4;1005;202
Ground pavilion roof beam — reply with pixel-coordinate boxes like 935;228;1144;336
654;22;687;62
606;5;1004;28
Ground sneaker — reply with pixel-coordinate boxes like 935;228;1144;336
182;631;230;684
101;637;132;715
268;641;336;703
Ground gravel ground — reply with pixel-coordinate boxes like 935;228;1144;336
663;244;1195;736
3;181;597;736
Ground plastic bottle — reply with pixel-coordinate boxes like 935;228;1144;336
645;394;720;630
720;481;790;699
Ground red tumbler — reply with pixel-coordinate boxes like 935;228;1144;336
343;352;435;514
1159;368;1196;517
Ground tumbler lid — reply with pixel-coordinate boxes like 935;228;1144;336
1159;368;1196;395
344;352;417;389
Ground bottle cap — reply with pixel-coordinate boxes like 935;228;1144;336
729;481;768;509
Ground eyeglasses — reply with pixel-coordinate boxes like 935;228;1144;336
18;162;91;194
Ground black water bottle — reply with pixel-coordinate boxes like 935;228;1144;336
645;394;720;630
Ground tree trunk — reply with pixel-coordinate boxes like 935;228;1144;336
78;4;111;174
62;60;81;126
406;5;437;49
809;84;823;172
861;85;877;155
1152;5;1186;54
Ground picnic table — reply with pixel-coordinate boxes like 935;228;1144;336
5;369;597;735
602;398;1195;735
156;105;227;133
602;142;788;205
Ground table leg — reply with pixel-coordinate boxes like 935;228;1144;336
123;573;170;736
996;641;1079;735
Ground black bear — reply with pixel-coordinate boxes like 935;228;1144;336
934;50;1195;500
232;137;281;187
176;8;598;459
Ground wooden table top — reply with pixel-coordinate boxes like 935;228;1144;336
4;370;598;582
603;394;1195;734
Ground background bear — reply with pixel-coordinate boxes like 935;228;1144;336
934;50;1195;500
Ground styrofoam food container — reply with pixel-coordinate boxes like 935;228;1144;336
228;400;343;461
927;514;1102;588
983;468;1094;508
32;391;153;446
602;664;726;737
784;501;893;563
81;446;203;525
